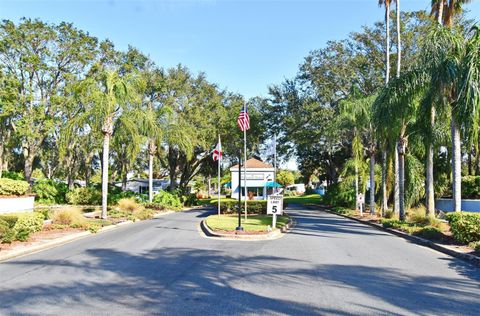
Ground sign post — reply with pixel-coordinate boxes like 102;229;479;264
357;193;364;217
267;195;283;229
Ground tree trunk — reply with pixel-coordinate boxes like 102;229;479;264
394;146;400;214
426;144;435;217
451;119;461;212
381;150;388;215
148;140;156;203
101;117;113;219
437;0;444;24
0;141;4;178
385;2;390;84
84;153;94;187
426;106;436;217
23;145;35;184
396;0;401;78
398;140;406;221
101;132;110;219
355;163;359;211
121;166;127;191
369;149;376;215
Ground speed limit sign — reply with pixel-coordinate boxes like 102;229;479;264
267;195;284;215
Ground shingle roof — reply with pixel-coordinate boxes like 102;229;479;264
231;158;274;169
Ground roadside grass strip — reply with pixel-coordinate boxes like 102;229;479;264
205;214;289;232
284;194;322;205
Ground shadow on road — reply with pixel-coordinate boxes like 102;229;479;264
1;244;479;315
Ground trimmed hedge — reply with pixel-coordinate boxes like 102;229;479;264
219;200;268;214
446;212;480;244
0;178;30;196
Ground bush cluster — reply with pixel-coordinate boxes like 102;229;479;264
380;218;445;240
322;183;355;208
0;178;30;196
0;212;44;243
152;190;183;210
33;180;68;204
461;176;480;199
66;187;102;205
446;212;480;244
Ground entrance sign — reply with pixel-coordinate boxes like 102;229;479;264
267;195;284;215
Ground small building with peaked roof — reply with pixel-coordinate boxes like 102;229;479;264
230;158;279;200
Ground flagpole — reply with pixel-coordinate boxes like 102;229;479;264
217;135;221;218
243;114;248;220
274;134;277;194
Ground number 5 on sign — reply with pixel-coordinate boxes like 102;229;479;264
267;195;283;215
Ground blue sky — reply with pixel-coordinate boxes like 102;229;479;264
2;0;479;99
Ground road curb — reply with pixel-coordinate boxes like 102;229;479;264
0;210;178;263
199;217;294;241
312;205;480;267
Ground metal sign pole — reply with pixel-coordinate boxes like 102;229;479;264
236;150;243;231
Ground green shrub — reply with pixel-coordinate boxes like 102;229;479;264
66;187;101;205
12;212;45;241
153;190;183;209
182;194;199;207
413;226;444;240
33;179;68;204
0;214;19;228
323;183;355;208
1;171;25;180
218;200;268;215
0;218;13;243
381;219;402;229
462;176;480;199
0;178;30;196
446;212;480;244
34;208;51;220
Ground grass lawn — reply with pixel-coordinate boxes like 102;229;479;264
205;214;289;232
284;194;322;205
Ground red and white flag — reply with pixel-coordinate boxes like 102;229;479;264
213;139;222;161
237;104;250;132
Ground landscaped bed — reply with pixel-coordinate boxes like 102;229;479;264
204;214;289;234
327;205;480;256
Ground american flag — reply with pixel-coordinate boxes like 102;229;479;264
213;139;222;161
237;104;250;132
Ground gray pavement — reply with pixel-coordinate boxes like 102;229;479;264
0;205;479;315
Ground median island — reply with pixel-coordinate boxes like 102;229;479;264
204;214;290;235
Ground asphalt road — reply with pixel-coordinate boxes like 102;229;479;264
0;205;479;316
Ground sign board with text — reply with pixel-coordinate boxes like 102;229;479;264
267;195;284;215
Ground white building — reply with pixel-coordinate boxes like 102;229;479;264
230;158;278;200
115;178;169;194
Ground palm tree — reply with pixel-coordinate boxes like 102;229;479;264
75;69;141;219
378;0;392;215
340;93;377;214
439;0;474;212
373;69;426;220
